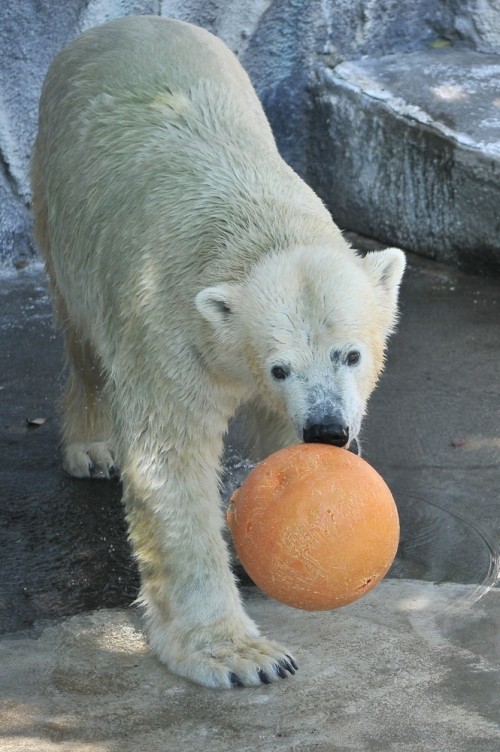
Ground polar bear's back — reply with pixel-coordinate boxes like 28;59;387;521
32;16;335;339
44;17;268;123
37;15;275;172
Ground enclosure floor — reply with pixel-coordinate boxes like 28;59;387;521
1;244;499;749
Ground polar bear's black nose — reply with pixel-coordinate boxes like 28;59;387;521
303;421;349;447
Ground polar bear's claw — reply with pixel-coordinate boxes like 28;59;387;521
154;629;298;689
220;649;298;688
230;672;244;687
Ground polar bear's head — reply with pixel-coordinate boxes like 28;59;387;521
196;246;405;451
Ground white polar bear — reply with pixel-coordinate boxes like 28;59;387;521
31;16;405;688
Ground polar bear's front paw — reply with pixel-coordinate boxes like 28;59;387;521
154;630;298;689
63;441;119;479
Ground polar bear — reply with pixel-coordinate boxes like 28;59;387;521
31;16;405;689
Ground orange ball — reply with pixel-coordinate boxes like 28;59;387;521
227;444;399;611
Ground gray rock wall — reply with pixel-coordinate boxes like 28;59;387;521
0;0;159;265
311;52;500;275
1;0;499;268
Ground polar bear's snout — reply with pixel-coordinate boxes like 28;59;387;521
302;415;349;447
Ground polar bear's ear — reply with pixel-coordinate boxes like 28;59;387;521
362;248;406;306
195;284;240;326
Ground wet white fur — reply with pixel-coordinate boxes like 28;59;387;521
31;16;405;688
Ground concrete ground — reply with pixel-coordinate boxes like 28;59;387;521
1;243;499;750
1;583;499;752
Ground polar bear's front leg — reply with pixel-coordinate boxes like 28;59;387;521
121;435;297;689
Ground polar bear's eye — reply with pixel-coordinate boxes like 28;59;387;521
271;365;290;381
346;350;361;366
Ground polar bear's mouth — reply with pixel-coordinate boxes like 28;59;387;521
301;436;360;455
347;439;360;456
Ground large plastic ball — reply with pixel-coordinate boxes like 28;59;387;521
227;444;399;610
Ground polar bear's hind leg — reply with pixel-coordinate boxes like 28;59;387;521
60;325;117;480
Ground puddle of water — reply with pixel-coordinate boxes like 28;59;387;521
389;492;499;603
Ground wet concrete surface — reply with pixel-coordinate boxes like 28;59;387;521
1;245;499;634
0;271;136;634
1;245;499;749
360;240;500;588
